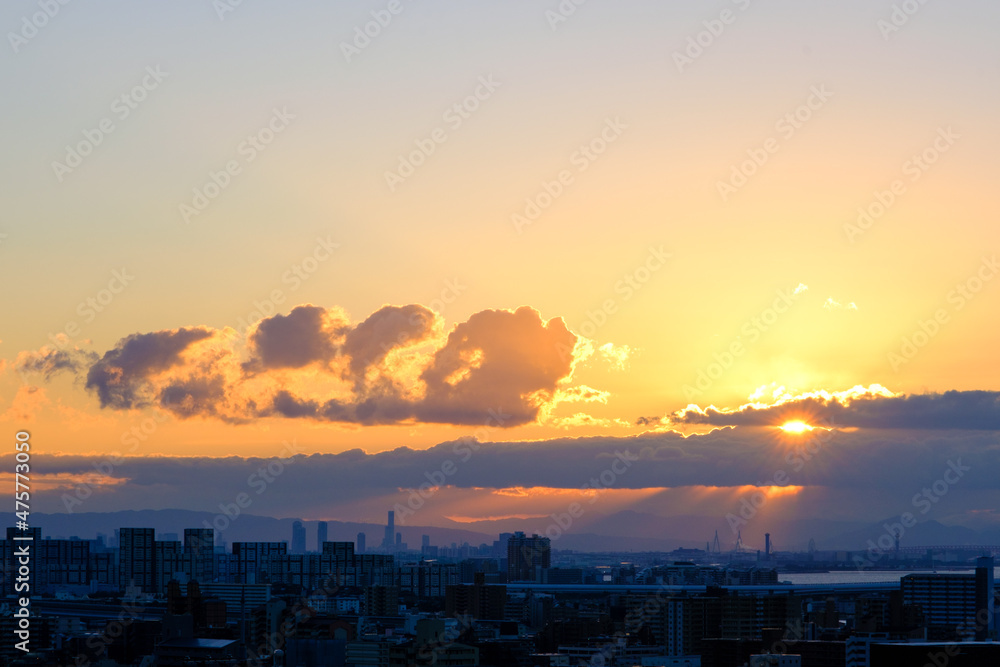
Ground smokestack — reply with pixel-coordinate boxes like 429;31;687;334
765;533;771;558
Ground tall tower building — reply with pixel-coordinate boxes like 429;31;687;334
184;528;215;583
975;556;995;641
119;527;155;593
357;532;366;554
317;521;328;550
291;521;306;554
383;511;395;550
507;532;551;582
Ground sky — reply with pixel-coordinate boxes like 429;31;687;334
1;0;998;548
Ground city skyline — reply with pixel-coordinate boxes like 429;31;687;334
2;2;999;549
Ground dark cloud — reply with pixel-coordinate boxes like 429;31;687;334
16;346;98;380
244;305;344;371
342;304;438;384
85;328;214;408
18;426;1000;533
667;388;1000;430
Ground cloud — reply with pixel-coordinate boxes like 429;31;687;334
417;306;579;426
0;385;50;422
18;421;1000;530
245;305;346;371
598;342;632;370
823;297;858;311
85;328;216;409
15;340;98;380
63;304;591;428
667;385;1000;430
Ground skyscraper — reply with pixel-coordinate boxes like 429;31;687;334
119;527;155;593
975;556;995;641
507;532;550;582
357;532;366;554
291;521;306;554
317;521;328;550
184;528;215;583
383;511;395;550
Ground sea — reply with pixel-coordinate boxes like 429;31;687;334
781;567;1000;585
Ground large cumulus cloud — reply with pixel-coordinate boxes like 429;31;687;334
72;303;587;427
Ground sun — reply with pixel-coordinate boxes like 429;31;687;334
779;420;813;434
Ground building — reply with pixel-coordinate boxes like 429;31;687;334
507;532;550;582
358;532;366;554
119;527;155;593
233;541;287;583
292;520;307;553
973;556;995;640
750;656;801;667
446;573;507;620
870;641;1000;666
318;521;328;549
383;510;395;550
901;559;995;639
184;528;215;583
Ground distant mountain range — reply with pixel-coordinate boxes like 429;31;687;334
8;509;999;553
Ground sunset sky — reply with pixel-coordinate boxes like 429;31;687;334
2;1;998;547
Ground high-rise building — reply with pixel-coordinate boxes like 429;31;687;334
975;556;996;641
154;540;184;595
507;532;550;582
291;521;306;554
422;535;430;549
357;532;366;554
317;521;328;550
232;542;287;584
119;527;155;593
184;528;215;583
902;565;995;639
383;511;395;550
